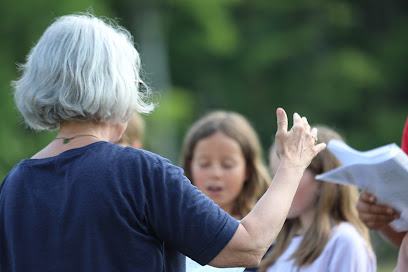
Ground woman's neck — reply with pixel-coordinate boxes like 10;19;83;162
57;121;122;142
31;121;127;159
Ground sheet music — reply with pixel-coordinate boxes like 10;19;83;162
316;139;408;232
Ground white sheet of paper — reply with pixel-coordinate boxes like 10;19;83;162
315;139;408;232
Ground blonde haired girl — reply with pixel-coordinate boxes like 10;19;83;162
259;126;376;272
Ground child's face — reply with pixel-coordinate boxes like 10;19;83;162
286;169;320;221
269;147;320;224
191;132;248;216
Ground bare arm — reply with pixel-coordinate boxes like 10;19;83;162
208;108;326;267
357;191;405;247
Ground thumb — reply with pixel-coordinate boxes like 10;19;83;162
276;108;288;135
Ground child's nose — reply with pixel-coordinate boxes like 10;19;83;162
209;164;223;177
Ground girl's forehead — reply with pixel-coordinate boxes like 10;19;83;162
194;133;244;157
197;131;238;145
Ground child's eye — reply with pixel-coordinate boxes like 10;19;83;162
222;162;234;169
198;162;210;168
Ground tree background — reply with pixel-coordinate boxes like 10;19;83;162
1;0;406;270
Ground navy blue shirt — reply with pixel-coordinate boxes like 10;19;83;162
0;142;239;272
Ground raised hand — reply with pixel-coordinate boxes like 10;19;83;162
274;108;326;171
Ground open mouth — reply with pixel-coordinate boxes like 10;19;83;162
207;186;222;193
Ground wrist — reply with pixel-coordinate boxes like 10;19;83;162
278;157;308;173
274;159;305;183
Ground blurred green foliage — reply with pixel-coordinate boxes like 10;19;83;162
0;0;406;267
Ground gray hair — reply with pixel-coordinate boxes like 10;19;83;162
13;13;155;131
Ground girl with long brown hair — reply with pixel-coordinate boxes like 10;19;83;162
180;111;271;271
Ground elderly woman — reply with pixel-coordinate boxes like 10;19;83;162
0;13;325;271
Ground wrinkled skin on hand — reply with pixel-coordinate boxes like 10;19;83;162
274;108;326;171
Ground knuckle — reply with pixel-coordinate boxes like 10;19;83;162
292;125;304;133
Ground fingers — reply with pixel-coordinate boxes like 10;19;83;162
360;191;376;203
299;117;324;152
276;108;288;134
313;142;326;154
359;213;399;230
277;109;312;137
356;191;399;230
292;112;302;128
311;127;317;139
302;117;311;132
359;211;399;230
357;192;396;214
274;108;325;170
276;108;324;151
292;113;312;137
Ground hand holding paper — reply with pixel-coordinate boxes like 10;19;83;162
316;139;408;232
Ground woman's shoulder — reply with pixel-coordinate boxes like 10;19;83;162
105;143;186;180
100;142;170;165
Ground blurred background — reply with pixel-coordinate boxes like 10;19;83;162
1;0;407;270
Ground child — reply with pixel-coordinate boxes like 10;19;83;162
259;126;376;272
179;111;271;270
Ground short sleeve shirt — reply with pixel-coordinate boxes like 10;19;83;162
0;142;239;272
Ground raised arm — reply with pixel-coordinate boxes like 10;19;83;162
208;108;326;267
357;191;405;247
